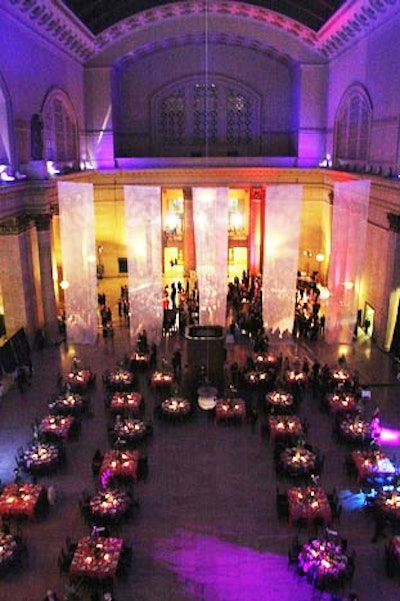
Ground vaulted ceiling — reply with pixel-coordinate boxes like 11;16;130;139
62;0;346;36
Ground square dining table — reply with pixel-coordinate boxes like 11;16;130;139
0;483;46;520
100;450;140;487
287;486;332;527
69;536;123;582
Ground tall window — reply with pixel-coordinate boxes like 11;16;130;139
335;85;372;163
160;89;185;146
42;89;79;165
0;72;14;168
227;90;252;146
193;83;218;144
153;76;259;155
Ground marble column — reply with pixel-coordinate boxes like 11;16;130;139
35;214;60;345
0;215;37;344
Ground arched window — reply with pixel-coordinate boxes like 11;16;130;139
42;89;79;167
152;76;260;156
0;72;15;168
334;85;372;164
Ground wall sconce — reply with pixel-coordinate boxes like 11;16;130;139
343;281;354;290
316;253;325;263
60;280;70;290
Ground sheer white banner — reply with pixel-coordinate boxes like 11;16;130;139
193;187;229;326
327;180;370;344
262;185;303;334
124;186;163;346
57;181;98;344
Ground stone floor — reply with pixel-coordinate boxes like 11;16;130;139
0;317;400;601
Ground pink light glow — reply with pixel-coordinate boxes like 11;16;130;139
154;529;311;601
380;426;400;446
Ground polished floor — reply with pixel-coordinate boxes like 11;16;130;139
0;315;400;601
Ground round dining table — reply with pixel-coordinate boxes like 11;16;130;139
266;391;295;414
161;397;192;420
279;445;317;476
103;369;135;391
23;442;61;475
89;488;133;524
48;393;85;416
108;391;143;415
338;415;371;444
373;489;400;523
298;537;349;587
113;417;147;444
0;532;21;575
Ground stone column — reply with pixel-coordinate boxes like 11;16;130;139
0;216;36;344
35;214;60;345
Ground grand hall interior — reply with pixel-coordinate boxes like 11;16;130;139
1;1;400;600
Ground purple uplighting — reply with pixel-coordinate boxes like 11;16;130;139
153;529;310;601
380;425;400;446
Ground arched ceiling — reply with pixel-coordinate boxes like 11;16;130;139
62;0;346;36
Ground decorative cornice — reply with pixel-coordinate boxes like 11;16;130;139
118;31;292;67
94;1;317;53
387;212;400;233
5;0;95;62
5;0;400;64
317;0;400;58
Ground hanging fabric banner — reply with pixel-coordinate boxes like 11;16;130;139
327;180;370;345
124;185;163;346
57;181;98;345
193;187;229;326
262;185;303;335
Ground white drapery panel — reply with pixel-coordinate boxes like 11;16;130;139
262;185;303;334
57;181;98;345
124;186;163;346
192;187;229;326
327;180;370;344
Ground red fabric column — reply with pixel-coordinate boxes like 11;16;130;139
183;187;196;278
249;187;265;276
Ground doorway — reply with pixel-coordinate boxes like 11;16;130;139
364;303;375;337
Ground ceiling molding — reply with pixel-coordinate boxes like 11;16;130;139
317;0;400;57
117;31;293;68
5;0;95;61
93;1;317;53
6;0;399;64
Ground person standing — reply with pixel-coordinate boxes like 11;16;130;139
42;590;59;601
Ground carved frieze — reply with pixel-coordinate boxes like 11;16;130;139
0;213;32;235
317;0;400;58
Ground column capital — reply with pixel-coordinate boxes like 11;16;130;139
35;213;53;232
